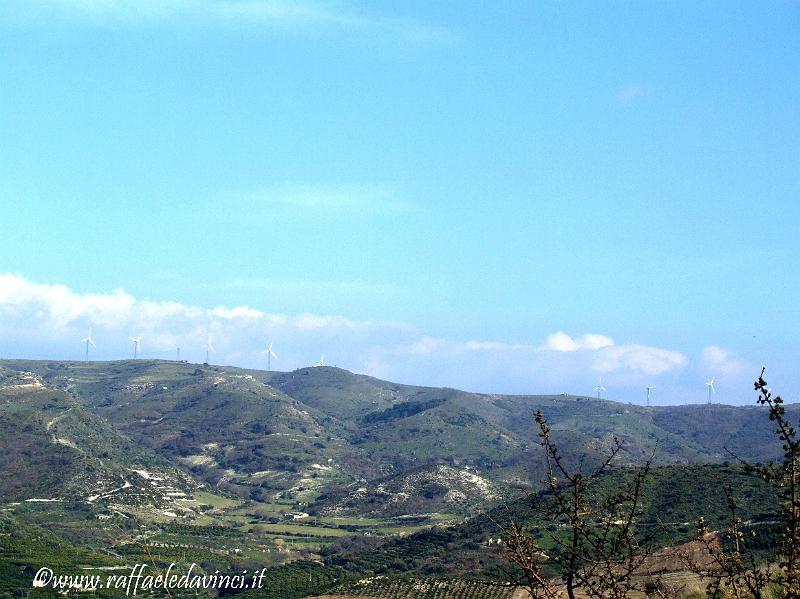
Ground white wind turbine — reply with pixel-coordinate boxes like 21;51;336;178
82;328;96;361
260;341;277;371
594;377;606;399
706;377;716;404
202;336;215;364
315;354;325;367
129;335;142;359
646;386;655;407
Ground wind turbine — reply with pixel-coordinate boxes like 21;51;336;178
315;354;325;367
202;336;215;364
82;328;96;361
260;341;277;371
646;386;655;407
594;377;606;399
705;377;716;404
129;335;142;359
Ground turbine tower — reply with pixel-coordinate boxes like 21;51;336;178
594;377;606;399
315;354;325;367
129;335;142;359
202;336;215;364
82;328;96;361
260;341;277;371
705;377;716;404
646;386;655;407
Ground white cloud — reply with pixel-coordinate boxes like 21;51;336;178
211;305;264;319
702;345;748;376
540;332;614;352
538;330;686;376
7;0;454;44
0;273;398;363
0;274;138;332
617;84;646;105
0;274;536;369
592;344;687;376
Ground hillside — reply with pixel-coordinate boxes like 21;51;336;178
0;359;792;515
0;365;195;510
314;462;780;584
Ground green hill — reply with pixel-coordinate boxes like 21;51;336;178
0;365;194;507
1;359;792;516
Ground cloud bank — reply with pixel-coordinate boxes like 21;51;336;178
0;274;732;401
0;273;391;365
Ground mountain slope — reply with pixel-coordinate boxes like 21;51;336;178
0;366;195;508
1;359;793;519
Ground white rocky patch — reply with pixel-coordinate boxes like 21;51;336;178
131;469;164;481
1;370;45;390
45;409;73;431
324;464;499;516
179;455;217;467
87;480;131;503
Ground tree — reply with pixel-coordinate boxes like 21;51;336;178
683;368;800;598
498;411;656;599
753;368;800;596
682;489;771;599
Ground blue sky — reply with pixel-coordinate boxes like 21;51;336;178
1;1;798;404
